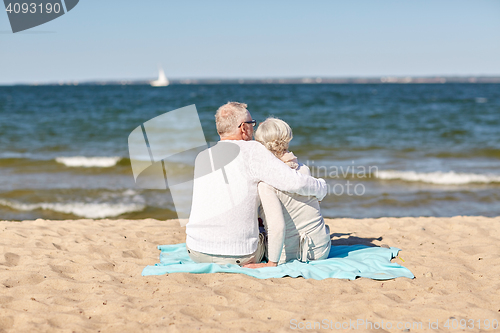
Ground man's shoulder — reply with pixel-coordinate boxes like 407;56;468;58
234;140;263;148
226;140;266;153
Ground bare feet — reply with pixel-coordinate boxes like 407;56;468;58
243;261;277;269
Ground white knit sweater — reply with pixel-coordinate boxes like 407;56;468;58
186;140;327;256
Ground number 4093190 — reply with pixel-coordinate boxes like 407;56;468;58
443;318;499;330
6;2;61;14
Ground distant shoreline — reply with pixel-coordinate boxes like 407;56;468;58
2;76;500;87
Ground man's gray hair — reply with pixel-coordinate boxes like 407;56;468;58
215;102;249;136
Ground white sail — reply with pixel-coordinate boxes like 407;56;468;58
151;68;169;87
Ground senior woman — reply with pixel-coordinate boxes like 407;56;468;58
244;117;331;268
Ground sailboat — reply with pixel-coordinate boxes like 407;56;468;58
150;68;169;87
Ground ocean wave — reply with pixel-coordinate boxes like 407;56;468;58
55;156;122;168
0;199;145;218
376;170;500;185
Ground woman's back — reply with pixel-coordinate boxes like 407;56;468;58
274;163;331;263
258;162;331;264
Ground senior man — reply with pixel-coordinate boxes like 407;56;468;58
185;102;327;267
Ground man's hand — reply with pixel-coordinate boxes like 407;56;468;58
243;261;278;269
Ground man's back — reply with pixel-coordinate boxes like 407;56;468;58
187;140;259;256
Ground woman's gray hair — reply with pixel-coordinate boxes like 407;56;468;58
215;102;249;136
254;117;293;158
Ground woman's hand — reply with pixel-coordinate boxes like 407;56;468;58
243;261;277;269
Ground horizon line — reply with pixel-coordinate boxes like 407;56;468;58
2;75;500;86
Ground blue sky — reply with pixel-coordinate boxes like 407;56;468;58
1;0;499;84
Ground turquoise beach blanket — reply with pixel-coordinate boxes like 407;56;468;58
142;243;414;280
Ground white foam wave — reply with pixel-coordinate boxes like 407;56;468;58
376;170;500;185
122;189;137;196
55;156;121;168
0;199;144;218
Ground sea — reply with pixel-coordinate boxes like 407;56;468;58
0;83;499;221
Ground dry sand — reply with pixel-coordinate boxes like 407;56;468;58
0;216;499;332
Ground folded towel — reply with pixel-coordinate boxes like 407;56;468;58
142;243;414;280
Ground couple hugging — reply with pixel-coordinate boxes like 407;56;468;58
185;102;331;268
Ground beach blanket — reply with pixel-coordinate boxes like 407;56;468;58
142;243;414;280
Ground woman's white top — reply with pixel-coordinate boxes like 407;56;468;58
258;152;331;264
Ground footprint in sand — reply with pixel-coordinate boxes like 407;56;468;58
122;250;143;259
2;253;20;267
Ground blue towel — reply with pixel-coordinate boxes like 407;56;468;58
142;243;414;280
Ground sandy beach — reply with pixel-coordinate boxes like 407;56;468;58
0;216;499;332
